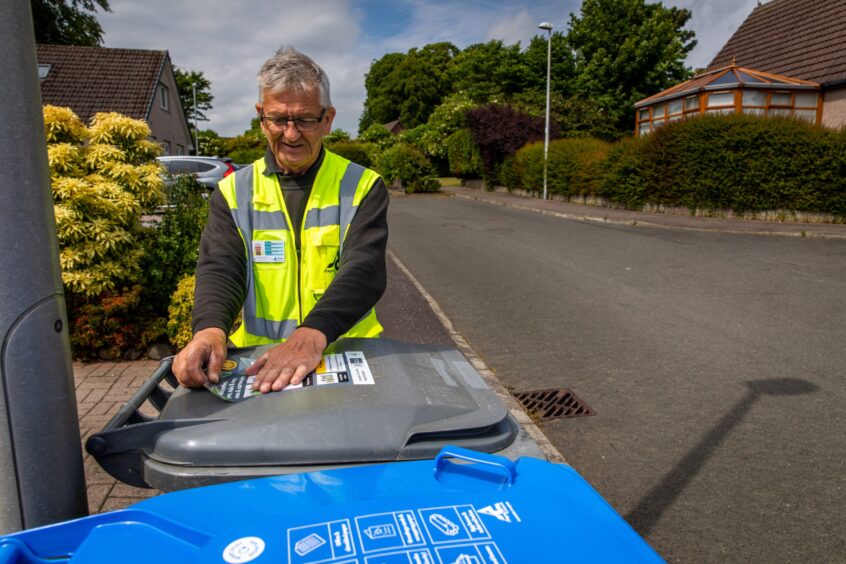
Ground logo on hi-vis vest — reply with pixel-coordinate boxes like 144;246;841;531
326;251;340;273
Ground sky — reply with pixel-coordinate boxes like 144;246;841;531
98;0;761;138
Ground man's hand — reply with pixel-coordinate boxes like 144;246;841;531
172;327;228;388
246;327;327;393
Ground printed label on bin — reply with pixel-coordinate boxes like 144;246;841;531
284;505;507;564
418;506;490;545
206;351;374;401
356;511;425;554
287;519;356;564
435;542;506;564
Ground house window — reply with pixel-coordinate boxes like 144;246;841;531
706;91;734;107
38;64;52;81
794;92;818;108
176;144;184;155
684;95;699;111
159;84;169;111
161;140;171;155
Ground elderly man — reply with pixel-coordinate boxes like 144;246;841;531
173;47;388;393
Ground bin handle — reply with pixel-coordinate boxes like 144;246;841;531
434;446;516;486
100;356;175;433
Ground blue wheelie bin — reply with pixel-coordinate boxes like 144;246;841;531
0;446;663;563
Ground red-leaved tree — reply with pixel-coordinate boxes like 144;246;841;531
467;104;556;183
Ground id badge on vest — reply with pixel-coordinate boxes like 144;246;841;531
252;240;285;263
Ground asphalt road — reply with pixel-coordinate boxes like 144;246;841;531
384;193;846;563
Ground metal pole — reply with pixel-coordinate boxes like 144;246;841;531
0;0;88;532
192;82;199;155
539;22;553;201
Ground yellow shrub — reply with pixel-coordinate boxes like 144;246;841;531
167;275;195;350
44;105;163;298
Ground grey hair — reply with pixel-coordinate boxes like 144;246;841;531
257;47;332;107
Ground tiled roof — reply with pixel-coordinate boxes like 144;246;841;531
708;0;846;85
37;44;166;123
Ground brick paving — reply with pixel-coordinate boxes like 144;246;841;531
74;359;162;513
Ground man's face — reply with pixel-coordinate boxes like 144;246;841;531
256;88;335;174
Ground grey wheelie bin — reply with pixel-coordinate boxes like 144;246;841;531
86;338;545;491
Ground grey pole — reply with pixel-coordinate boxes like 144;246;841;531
0;0;88;532
538;22;553;201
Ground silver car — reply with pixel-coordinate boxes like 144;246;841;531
157;156;235;190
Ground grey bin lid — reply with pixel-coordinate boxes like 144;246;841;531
147;338;516;467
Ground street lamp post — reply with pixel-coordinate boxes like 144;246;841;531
192;82;199;155
538;21;553;201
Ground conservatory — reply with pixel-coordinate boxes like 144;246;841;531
634;63;822;136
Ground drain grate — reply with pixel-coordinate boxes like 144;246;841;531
512;388;596;421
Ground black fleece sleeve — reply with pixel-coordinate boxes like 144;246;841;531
191;188;247;334
299;179;389;343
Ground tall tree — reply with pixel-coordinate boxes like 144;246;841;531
522;32;575;97
447;40;531;104
31;0;111;46
568;0;696;132
359;42;458;133
173;68;214;123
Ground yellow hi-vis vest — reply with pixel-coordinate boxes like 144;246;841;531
218;150;383;347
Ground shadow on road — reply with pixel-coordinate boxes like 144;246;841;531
626;377;819;534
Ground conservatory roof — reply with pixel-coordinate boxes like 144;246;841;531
634;64;819;109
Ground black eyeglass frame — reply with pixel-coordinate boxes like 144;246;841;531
259;107;327;132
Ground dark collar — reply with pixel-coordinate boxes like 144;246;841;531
263;146;325;179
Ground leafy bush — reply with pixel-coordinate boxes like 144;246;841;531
68;286;163;360
445;128;482;179
467;104;554;184
167;275;195;350
324;129;352;144
420;92;477;159
325;142;372;168
600;114;846;215
377;143;440;193
510;138;611;197
224;117;265;164
139;174;209;319
358;123;397;151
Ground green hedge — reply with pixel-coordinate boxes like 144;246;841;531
377;143;440;193
504;138;612;197
325;141;373;168
599;114;846;215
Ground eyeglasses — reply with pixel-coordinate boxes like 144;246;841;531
260;108;326;132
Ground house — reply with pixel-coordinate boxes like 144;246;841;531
37;44;193;155
382;119;405;135
708;0;845;129
635;0;846;135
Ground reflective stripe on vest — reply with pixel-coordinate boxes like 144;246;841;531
221;151;382;346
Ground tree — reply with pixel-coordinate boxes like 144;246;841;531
173;68;214;123
198;129;225;156
568;0;696;132
31;0;111;46
522;32;575;97
360;42;458;133
447;40;531;104
467;104;552;182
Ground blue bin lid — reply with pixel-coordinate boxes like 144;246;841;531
0;447;662;563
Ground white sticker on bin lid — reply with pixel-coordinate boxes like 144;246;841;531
222;536;265;563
